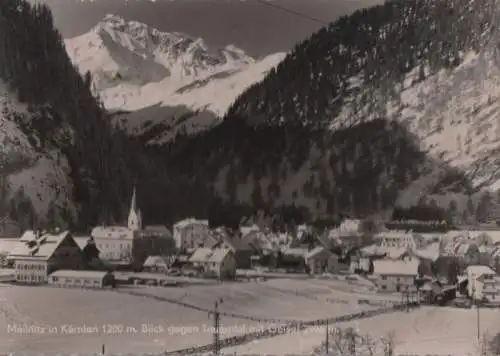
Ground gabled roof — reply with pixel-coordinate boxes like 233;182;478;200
411;243;440;262
173;218;209;229
73;236;91;250
189;248;232;264
373;259;419;276
466;265;496;277
91;226;134;239
9;231;73;260
143;255;170;267
142;225;172;236
0;238;21;255
239;224;260;237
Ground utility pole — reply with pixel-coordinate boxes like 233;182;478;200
325;320;329;354
472;282;480;342
212;298;223;356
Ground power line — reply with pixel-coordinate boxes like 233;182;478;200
254;0;330;25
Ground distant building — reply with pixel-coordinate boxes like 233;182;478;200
374;231;425;249
208;227;253;268
9;231;83;284
189;247;236;279
142;255;170;272
466;265;498;301
91;186;140;262
92;186;174;264
48;270;115;289
173;218;212;251
373;259;419;293
305;246;342;274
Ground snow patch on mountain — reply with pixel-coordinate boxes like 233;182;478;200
0;80;73;217
65;15;285;141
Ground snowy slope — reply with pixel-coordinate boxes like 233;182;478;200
329;50;500;198
0;80;73;218
65;14;285;142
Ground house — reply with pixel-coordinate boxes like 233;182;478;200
143;256;171;272
209;227;253;269
305;246;342;274
91;226;134;263
372;259;419;293
48;270;115;288
91;187;141;263
189;247;236;279
173;218;212;251
466;265;499;302
374;231;424;249
9;230;83;284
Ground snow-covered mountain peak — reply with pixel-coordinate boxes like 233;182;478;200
65;16;285;142
88;14;253;75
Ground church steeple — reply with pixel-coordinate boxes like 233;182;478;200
128;184;142;231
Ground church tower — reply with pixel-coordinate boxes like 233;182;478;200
128;185;142;231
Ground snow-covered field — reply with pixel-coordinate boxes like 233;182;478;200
228;307;500;356
1;278;495;355
0;279;386;355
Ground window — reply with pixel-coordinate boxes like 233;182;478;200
382;276;387;280
381;285;387;290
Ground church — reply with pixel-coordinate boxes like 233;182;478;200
90;186;173;265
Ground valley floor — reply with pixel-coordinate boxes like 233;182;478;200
0;278;495;355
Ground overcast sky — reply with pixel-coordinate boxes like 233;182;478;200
31;0;384;57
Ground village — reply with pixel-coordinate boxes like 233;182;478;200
0;186;497;311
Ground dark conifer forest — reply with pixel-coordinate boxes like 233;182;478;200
1;0;497;230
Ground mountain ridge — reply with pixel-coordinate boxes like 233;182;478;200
65;14;285;143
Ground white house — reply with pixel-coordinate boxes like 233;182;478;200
9;231;83;284
373;259;419;293
189;247;236;279
173;218;211;251
91;186;142;262
466;265;498;302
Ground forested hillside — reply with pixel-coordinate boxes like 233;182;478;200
149;0;500;226
0;0;135;230
1;0;498;231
